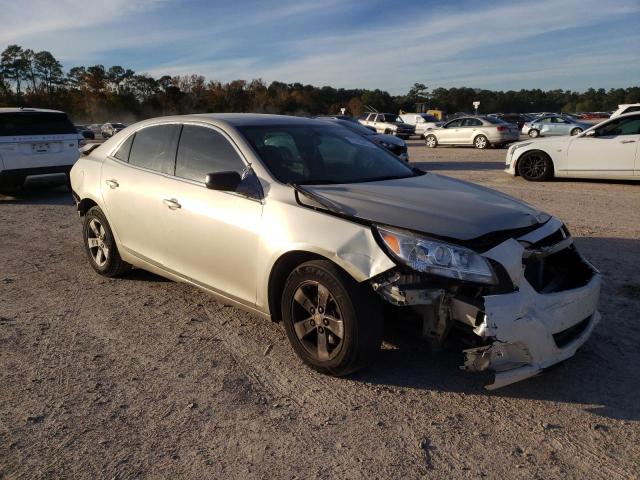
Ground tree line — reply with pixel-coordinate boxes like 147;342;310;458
1;44;638;123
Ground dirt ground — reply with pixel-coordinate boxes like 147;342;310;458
1;141;639;479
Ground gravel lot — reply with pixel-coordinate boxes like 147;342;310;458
1;140;639;479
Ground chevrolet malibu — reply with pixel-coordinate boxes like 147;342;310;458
70;114;601;389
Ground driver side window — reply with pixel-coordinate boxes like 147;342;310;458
175;125;245;182
446;119;462;128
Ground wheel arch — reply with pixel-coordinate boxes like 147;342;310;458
78;197;99;216
267;250;358;323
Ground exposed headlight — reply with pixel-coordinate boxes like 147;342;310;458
376;226;497;284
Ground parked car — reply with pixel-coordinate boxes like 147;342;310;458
101;122;127;138
358;113;415;139
318;117;408;161
87;124;103;136
611;104;640;118
506;112;640;181
521;115;591;138
0;107;83;188
493;113;534;130
70;113;601;389
398;113;443;138
424;116;520;149
75;124;95;140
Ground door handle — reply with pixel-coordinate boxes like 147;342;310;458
106;179;119;189
620;140;636;144
163;198;181;210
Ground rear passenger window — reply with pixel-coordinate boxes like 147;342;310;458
175;125;244;182
113;134;134;162
128;124;181;174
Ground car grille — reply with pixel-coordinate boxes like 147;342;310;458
553;317;591;348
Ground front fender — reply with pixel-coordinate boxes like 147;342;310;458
256;199;395;312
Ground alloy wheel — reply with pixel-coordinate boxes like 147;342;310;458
474;136;488;149
520;154;547;179
87;218;109;267
291;280;344;361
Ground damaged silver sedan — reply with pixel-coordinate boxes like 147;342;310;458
70;114;600;389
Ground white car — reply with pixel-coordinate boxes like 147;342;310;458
0;108;83;188
398;113;443;138
506;112;640;181
610;103;640;119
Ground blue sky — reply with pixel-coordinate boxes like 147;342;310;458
2;0;639;94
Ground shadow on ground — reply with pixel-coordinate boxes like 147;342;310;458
0;176;73;206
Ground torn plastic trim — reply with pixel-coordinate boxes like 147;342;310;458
463;236;601;390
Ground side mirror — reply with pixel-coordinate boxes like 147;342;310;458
584;130;597;138
205;171;242;191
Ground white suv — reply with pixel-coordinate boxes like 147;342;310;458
0;108;83;188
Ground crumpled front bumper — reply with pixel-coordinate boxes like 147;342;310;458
462;219;601;389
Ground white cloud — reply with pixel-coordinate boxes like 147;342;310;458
1;0;638;91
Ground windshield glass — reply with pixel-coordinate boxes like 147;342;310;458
420;114;438;122
112;123;126;128
0;112;76;136
239;124;416;185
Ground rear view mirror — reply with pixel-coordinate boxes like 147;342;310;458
205;171;242;191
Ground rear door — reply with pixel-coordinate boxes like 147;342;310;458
0;111;80;171
567;115;640;176
460;118;483;144
162;124;263;304
101;123;181;265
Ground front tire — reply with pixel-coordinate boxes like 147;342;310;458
281;260;383;376
83;206;130;276
528;129;540;138
474;135;489;149
517;151;554;181
425;134;438;148
570;128;583;136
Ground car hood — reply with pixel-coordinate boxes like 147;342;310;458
302;173;547;242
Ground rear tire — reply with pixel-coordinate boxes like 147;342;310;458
83;206;130;277
425;134;438;148
281;260;383;376
570;128;583;136
474;135;489;149
517;151;554;181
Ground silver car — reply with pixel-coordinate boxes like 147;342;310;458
424;116;520;149
70;114;600;389
522;115;591;138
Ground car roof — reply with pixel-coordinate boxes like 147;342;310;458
0;107;66;114
190;113;326;127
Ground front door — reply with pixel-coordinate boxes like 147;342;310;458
567;116;640;176
162;124;263;305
